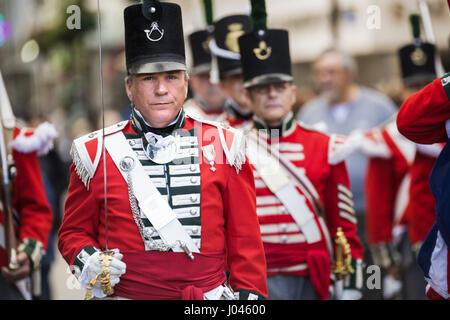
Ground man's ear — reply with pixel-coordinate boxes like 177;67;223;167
290;85;298;106
184;78;189;99
125;78;133;102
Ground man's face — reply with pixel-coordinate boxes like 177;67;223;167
313;52;352;104
247;81;297;126
220;73;251;110
190;72;227;111
125;70;188;128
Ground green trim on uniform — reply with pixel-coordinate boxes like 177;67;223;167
17;238;43;270
73;245;98;274
253;111;295;137
441;72;450;100
124;120;203;251
21;238;36;260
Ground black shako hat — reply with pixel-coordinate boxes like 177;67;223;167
124;1;186;75
188;29;213;74
398;14;436;85
238;28;293;88
211;15;251;79
399;43;436;85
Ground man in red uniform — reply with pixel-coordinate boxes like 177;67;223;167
397;72;450;300
0;88;54;299
58;1;267;300
238;20;363;299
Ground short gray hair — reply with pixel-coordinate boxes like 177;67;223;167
317;47;358;78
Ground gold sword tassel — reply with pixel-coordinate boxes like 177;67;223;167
84;251;115;300
332;227;354;281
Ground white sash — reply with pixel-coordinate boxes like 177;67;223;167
105;132;199;256
246;133;322;244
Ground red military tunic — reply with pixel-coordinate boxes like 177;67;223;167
0;126;53;268
396;75;448;245
248;112;363;299
58;112;268;299
397;76;450;144
396;74;450;300
363;120;416;247
407;144;443;246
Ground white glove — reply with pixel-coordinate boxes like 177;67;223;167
341;289;363;300
383;274;402;300
79;249;126;298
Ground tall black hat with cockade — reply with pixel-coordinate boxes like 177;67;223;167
124;0;186;74
238;0;293;88
398;14;436;85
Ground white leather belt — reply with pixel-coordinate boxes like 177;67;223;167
246;134;322;244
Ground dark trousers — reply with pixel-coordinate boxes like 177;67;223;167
398;232;427;300
267;275;317;300
0;273;25;300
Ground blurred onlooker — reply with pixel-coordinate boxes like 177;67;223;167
297;48;397;216
296;47;397;298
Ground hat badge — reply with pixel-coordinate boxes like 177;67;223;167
410;47;427;66
253;41;272;60
225;23;245;53
144;22;164;42
202;36;213;54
